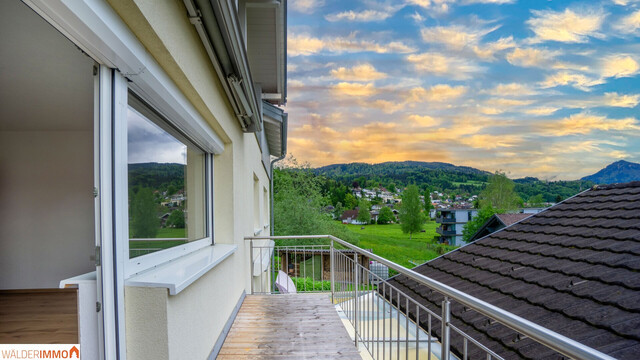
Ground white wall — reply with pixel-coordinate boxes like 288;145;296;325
0;0;96;289
0;131;95;289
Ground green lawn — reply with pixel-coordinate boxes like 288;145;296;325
341;222;454;268
156;227;186;238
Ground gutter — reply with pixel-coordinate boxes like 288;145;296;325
270;113;287;235
183;0;262;132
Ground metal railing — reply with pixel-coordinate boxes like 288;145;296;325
246;235;616;360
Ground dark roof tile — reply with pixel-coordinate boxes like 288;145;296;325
387;181;640;360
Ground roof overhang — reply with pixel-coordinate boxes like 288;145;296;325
244;0;287;106
263;100;287;157
184;0;286;133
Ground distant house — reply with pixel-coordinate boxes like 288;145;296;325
388;182;640;360
468;213;532;242
341;209;365;224
436;208;479;246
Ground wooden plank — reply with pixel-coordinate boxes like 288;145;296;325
0;290;78;344
219;294;361;359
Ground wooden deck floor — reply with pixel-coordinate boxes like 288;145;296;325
0;289;78;344
218;294;362;359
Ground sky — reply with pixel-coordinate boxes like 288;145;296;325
285;0;640;180
128;107;187;165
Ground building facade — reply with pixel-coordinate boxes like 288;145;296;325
436;208;479;246
0;0;286;359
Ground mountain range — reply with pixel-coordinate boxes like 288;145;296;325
581;160;640;184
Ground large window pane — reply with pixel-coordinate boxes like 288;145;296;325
127;98;206;258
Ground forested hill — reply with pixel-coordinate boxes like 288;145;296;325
314;161;593;202
317;161;490;176
315;161;490;193
581;160;640;184
128;162;185;192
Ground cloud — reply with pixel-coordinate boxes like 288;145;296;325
330;64;387;81
523;107;559;116
460;134;521;149
409;11;425;22
408;114;441;127
602;92;640;107
406;52;482;79
481;98;533;114
288;34;325;56
485;83;537;96
288;33;417;57
325;9;392;22
614;10;640;35
472;37;516;60
540;71;604;91
601;55;640;78
538;112;639;136
331;82;378;97
406;84;468;102
419;24;514;59
611;0;640;5
420;24;498;50
290;0;325;14
526;8;605;43
506;47;557;67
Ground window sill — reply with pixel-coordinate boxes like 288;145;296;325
126;244;237;295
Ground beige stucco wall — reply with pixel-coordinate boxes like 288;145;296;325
105;0;273;358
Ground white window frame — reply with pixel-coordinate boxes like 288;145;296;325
120;91;216;277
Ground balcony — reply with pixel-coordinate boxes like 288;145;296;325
436;228;457;236
221;235;614;360
435;216;457;224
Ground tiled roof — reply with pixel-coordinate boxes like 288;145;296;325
386;182;640;360
496;213;532;226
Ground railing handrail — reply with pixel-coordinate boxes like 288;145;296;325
245;234;616;360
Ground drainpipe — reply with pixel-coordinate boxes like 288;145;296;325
270;113;287;236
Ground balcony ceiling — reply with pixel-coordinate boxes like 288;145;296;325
246;0;285;105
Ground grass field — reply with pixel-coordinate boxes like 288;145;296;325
341;222;454;268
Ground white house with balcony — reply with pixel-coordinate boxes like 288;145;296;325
0;0;286;358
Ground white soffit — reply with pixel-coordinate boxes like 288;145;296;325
245;0;285;105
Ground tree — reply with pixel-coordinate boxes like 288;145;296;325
528;194;545;207
480;172;521;211
462;205;497;242
377;206;394;224
131;187;159;238
344;193;358;210
166;209;185;228
424;190;433;215
555;195;563;203
357;199;371;224
273;156;357;245
332;202;344;219
398;185;425;239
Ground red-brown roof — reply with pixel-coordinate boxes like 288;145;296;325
495;213;532;226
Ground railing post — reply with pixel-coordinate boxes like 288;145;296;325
354;251;359;348
249;239;254;295
441;297;451;360
330;239;335;303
